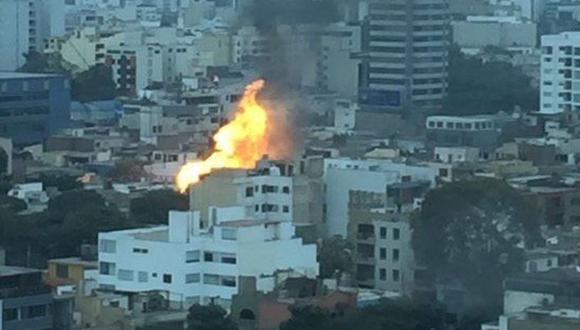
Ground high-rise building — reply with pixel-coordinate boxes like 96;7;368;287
0;0;66;71
359;0;450;111
540;32;580;114
0;0;31;71
0;72;71;145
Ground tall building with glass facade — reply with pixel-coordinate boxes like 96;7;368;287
359;0;450;111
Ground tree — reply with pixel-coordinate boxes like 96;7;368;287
443;46;539;115
0;196;27;213
17;51;68;74
334;298;448;330
71;64;117;102
0;147;8;176
29;173;82;192
280;305;333;330
130;189;189;225
318;235;353;279
187;304;237;330
411;179;541;315
280;298;448;330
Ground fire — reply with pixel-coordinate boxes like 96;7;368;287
176;79;273;193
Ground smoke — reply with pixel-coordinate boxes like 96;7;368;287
244;0;340;30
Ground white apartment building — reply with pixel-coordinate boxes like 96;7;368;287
98;208;318;308
540;32;580;114
452;16;537;54
323;158;440;237
190;161;295;226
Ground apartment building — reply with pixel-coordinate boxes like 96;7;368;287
426;115;498;158
0;266;55;330
540;32;580;114
323;158;441;237
97;208;318;309
189;160;296;227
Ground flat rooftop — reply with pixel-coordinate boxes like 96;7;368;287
0;72;62;79
217;219;282;228
0;265;41;277
48;257;98;268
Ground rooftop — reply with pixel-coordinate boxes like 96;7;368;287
0;72;62;79
48;257;98;268
216;219;283;228
0;265;41;277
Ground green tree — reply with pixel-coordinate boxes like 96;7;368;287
0;196;27;213
280;305;332;330
43;190;133;257
29;173;82;192
280;298;447;330
187;304;237;330
318;235;354;279
411;179;541;315
130;189;189;225
443;46;539;115
17;51;68;74
0;147;8;176
71;64;117;102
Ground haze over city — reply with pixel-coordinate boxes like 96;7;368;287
0;1;579;330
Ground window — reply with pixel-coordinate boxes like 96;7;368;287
26;305;47;318
380;248;386;260
3;308;18;321
261;185;278;193
439;168;449;177
283;206;290;213
221;276;236;287
245;186;254;197
99;239;116;253
393;249;400;262
56;264;69;279
186;250;200;263
221;253;237;264
392;269;400;282
185;273;200;283
133;248;148;254
282;186;290;194
380;227;387;239
203;274;219;285
393;228;400;240
204;252;214;262
138;271;148;283
379;268;386;281
118;269;134;281
99;262;116;275
221;228;237;240
163;274;172;284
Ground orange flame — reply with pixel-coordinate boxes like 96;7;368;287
176;79;273;193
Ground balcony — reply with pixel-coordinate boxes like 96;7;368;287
356;232;375;243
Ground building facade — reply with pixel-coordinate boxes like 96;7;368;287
0;73;71;145
426;115;498;158
540;32;580;114
0;266;54;330
97;209;318;309
359;0;450;110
